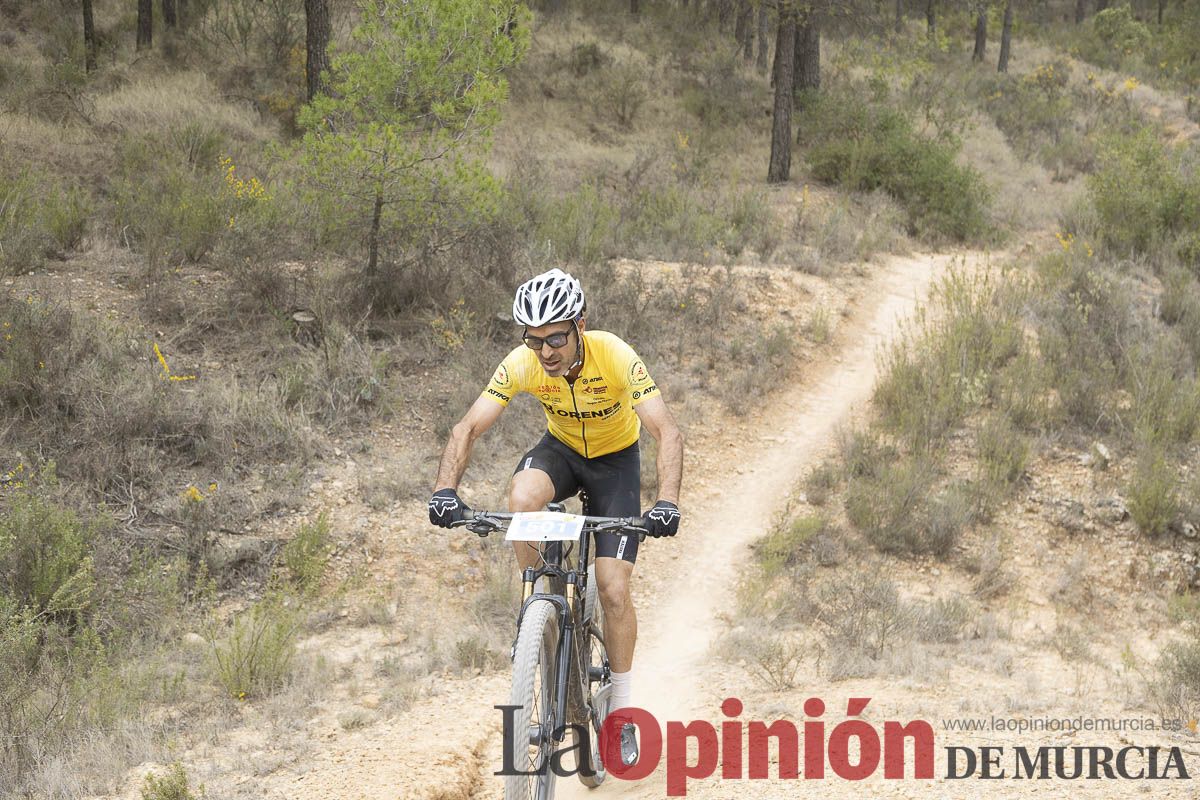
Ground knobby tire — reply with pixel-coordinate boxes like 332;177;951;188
505;598;560;800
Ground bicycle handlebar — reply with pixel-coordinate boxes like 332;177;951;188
450;510;650;539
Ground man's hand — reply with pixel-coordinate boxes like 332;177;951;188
429;488;472;528
642;500;680;537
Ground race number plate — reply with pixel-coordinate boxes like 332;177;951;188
505;511;585;542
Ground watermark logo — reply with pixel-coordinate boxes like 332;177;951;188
496;697;1194;796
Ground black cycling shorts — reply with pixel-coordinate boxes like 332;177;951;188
513;433;641;564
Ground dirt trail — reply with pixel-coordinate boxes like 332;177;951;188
551;251;964;800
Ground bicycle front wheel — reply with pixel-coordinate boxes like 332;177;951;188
577;563;610;789
506;598;560;800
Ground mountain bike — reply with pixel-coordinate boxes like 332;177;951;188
454;500;647;800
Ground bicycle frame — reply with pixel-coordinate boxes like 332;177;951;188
512;502;599;744
455;505;645;792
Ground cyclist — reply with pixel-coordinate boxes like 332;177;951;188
428;267;684;768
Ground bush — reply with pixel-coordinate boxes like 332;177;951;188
982;60;1073;160
141;762;205;800
0;163;91;275
845;457;936;555
595;62;649;128
0;473;99;626
800;92;990;241
755;514;828;576
206;592;300;699
1151;631;1200;726
1091;5;1152;59
875;269;1024;451
977;414;1029;488
1086;128;1200;258
1127;443;1180;538
566;42;607;77
112;127;276;265
281;512;331;591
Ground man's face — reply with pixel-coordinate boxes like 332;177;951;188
523;321;577;378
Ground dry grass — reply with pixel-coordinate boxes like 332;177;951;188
92;72;268;142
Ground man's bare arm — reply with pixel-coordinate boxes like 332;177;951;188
433;397;505;491
634;395;684;504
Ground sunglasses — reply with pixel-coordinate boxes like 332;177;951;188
522;329;573;350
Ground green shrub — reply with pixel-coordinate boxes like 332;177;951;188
566;41;607;77
1151;631;1200;726
0;164;91;275
977;414;1029;488
141;762;204;800
982;60;1074;163
595;62;649;128
1127;443;1180;537
281;512;331;591
112;125;277;265
755;515;827;576
0;473;99;625
1087;128;1200;257
801;93;990;241
804;462;839;506
845;457;937;555
207;592;300;699
1034;251;1133;430
1091;5;1152;58
875;269;1023;451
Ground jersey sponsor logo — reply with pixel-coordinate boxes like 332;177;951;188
535;384;561;394
630;359;651;387
541;401;622;420
487;388;511;402
582;376;604;383
582;384;608;395
632;384;658;401
492;364;511;388
616;535;628;560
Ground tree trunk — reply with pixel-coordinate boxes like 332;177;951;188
305;0;332;102
972;6;987;61
768;11;797;183
162;0;176;28
895;0;903;33
756;3;769;74
1075;0;1087;24
734;0;748;44
998;0;1013;73
137;0;152;50
630;0;639;14
794;15;820;95
741;2;755;62
925;0;935;37
1095;0;1108;11
367;188;383;279
1158;0;1166;24
718;0;733;31
83;0;97;72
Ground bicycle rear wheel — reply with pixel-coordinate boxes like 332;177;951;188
506;598;560;800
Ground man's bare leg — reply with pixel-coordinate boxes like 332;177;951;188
507;468;555;570
595;556;636;672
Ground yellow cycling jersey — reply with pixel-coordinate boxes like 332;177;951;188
481;330;659;458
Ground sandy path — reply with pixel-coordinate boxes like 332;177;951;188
551;252;963;800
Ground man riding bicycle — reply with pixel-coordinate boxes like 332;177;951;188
428;267;684;767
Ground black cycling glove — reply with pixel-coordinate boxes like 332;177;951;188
428;488;471;528
643;500;680;537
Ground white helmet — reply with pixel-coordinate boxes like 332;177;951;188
512;268;585;327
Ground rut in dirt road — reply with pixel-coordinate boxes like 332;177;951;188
548;251;976;800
